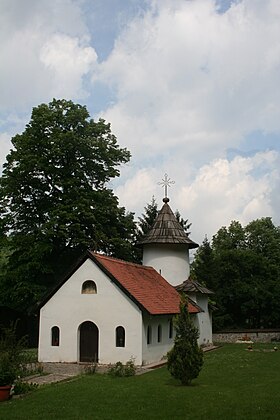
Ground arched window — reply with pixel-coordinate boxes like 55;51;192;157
51;326;60;346
81;280;97;294
116;326;125;347
157;324;162;343
147;325;152;345
168;319;173;339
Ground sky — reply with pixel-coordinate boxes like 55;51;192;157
1;0;280;246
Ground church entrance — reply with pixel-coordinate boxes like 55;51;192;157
79;321;99;363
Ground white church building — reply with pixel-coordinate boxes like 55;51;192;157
38;195;213;366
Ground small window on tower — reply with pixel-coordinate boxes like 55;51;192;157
81;280;97;294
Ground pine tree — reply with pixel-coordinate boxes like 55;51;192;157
167;294;203;385
137;196;158;239
174;210;192;236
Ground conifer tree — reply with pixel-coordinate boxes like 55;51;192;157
137;196;158;239
174;210;191;236
167;294;203;385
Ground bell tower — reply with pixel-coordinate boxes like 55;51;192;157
137;174;198;286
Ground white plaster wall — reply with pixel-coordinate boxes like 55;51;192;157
188;292;212;345
142;315;175;365
196;312;212;345
142;244;190;286
38;258;143;365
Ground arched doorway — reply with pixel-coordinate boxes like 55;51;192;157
79;321;99;362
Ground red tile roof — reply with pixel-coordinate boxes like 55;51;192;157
89;252;200;315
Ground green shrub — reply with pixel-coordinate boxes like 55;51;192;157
108;361;124;377
13;380;38;395
108;359;136;377
84;363;97;375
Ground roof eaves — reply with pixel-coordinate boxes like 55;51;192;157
188;297;204;313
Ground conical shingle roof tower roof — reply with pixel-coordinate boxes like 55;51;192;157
138;197;198;248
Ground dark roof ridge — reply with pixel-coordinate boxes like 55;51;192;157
89;251;153;270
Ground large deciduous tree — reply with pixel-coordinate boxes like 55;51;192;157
0;99;137;310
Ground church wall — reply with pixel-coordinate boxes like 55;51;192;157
188;292;212;345
197;294;213;345
142;314;174;365
197;303;212;345
38;258;143;365
142;244;190;286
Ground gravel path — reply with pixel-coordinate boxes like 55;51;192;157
25;363;85;385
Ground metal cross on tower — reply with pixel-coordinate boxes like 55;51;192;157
157;173;175;198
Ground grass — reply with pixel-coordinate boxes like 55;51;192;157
1;343;280;419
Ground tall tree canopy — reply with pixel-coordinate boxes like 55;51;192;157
0;99;137;310
191;218;280;330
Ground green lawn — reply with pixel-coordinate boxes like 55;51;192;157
1;344;280;419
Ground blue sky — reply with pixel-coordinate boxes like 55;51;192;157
0;0;279;243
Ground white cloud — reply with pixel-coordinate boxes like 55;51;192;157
0;0;96;112
176;150;279;242
40;34;97;99
96;0;280;164
114;168;158;212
